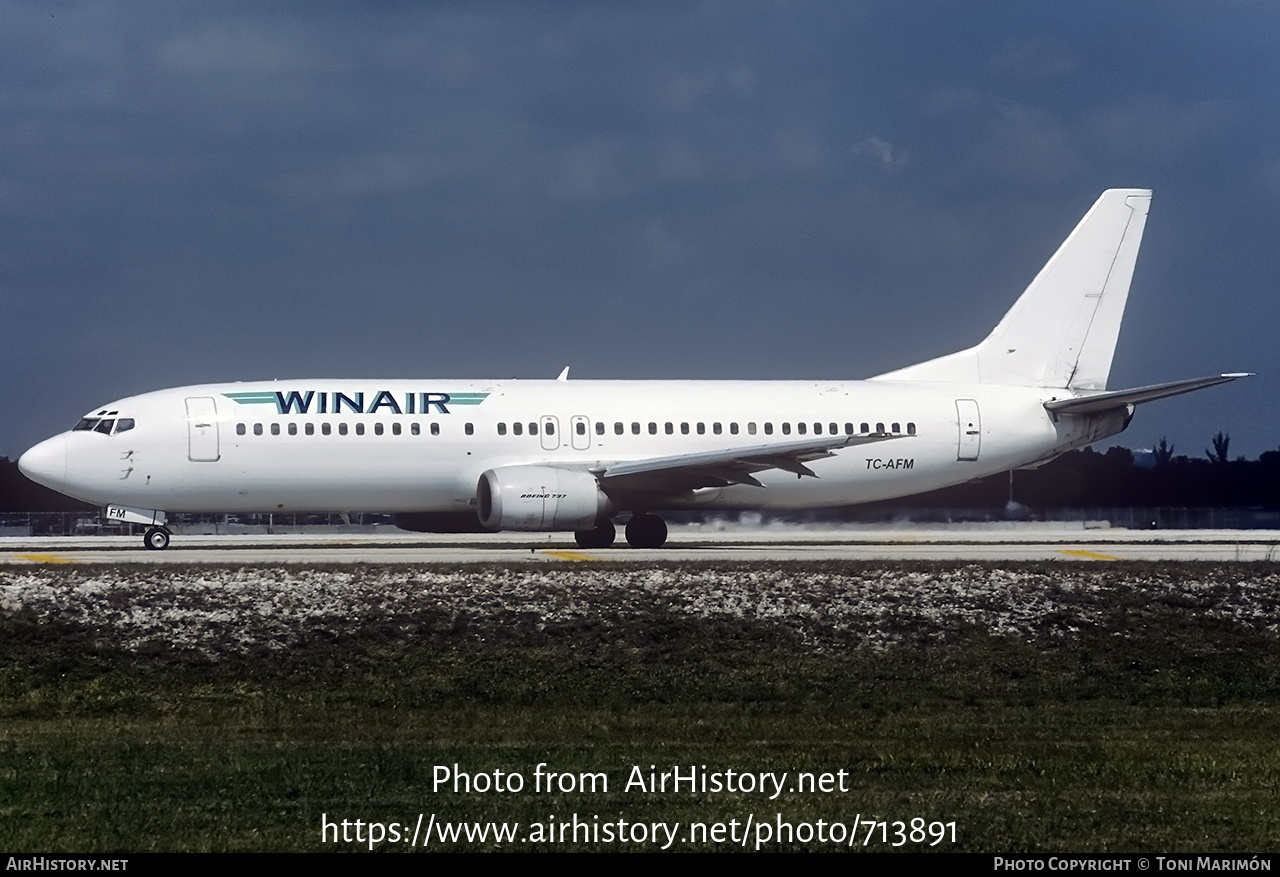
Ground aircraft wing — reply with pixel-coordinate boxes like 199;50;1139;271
596;432;910;494
1044;373;1251;415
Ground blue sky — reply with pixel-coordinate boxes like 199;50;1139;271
3;2;1277;458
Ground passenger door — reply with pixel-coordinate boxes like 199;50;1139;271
185;396;220;462
955;399;980;461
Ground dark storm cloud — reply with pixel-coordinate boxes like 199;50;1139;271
2;1;1277;457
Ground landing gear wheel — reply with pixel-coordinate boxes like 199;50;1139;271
624;514;667;549
574;520;616;549
144;527;171;551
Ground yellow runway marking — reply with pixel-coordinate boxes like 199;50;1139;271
1058;549;1121;560
542;550;597;562
12;553;77;564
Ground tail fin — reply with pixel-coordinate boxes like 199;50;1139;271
873;189;1152;390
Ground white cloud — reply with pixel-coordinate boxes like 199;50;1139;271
851;136;907;169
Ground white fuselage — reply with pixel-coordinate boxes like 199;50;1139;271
20;378;1108;519
17;190;1243;548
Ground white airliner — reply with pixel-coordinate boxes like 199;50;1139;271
18;189;1247;550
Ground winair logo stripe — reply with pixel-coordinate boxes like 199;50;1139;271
221;391;488;415
223;392;277;406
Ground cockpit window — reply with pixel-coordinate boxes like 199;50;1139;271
93;419;115;435
115;418;135;434
73;418;100;431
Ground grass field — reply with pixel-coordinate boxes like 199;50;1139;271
2;561;1278;852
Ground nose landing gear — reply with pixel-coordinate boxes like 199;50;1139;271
144;526;171;550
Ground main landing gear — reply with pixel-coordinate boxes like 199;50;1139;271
624;513;667;549
572;514;669;549
144;526;171;550
574;520;616;549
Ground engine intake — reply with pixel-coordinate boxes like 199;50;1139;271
477;466;610;531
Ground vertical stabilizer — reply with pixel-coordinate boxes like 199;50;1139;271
873;189;1151;389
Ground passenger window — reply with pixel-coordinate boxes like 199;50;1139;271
763;423;773;435
115;418;135;434
430;423;439;436
829;423;838;435
392;423;401;436
576;422;586;435
529;422;538;436
374;423;384;436
306;423;315;436
648;422;657;435
513;422;523;436
323;423;332;436
595;422;604;435
892;422;900;434
664;422;673;435
271;423;281;436
860;422;869;433
253;423;263;436
631;422;640;435
465;423;475;436
844;423;853;435
712;423;721;435
338;423;348;436
876;422;884;433
355;423;364;436
236;423;246;436
411;423;420;436
615;422;624;435
781;423;791;435
747;423;756;435
698;423;707;435
288;423;297;436
730;423;739;435
680;423;689;435
907;422;916;435
498;423;507;436
797;423;806;435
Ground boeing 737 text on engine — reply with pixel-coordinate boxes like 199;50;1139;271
18;190;1248;550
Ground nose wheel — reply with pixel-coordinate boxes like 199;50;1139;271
144;526;171;550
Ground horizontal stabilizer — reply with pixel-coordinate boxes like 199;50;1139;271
1044;373;1251;415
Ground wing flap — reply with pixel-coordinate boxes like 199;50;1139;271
600;431;910;494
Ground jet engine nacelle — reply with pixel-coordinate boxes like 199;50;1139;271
476;466;610;531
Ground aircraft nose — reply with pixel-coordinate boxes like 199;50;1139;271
18;435;67;493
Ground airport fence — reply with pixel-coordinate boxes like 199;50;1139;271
3;508;1280;537
0;512;391;537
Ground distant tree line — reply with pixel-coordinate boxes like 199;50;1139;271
0;458;94;512
3;438;1279;514
856;440;1280;512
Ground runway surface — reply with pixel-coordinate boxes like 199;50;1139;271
4;525;1280;564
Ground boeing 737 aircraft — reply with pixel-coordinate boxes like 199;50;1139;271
19;189;1247;550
